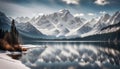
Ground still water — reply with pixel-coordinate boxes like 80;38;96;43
20;41;120;69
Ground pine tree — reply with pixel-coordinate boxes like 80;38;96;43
10;19;19;47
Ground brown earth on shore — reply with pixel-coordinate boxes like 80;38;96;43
0;39;27;51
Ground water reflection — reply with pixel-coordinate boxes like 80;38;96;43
21;42;120;69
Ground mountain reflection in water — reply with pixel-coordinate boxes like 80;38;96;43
20;41;120;69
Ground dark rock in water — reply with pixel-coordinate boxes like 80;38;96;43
42;56;49;63
78;57;81;61
7;53;22;60
109;58;115;65
114;57;120;65
69;57;74;62
55;58;61;62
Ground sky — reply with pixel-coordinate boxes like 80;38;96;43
0;0;120;18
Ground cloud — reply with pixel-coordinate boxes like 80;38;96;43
88;13;95;16
0;1;56;18
0;1;33;18
100;11;106;14
74;13;84;17
62;0;80;5
94;0;110;5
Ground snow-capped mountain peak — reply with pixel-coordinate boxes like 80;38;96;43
15;17;30;23
59;9;70;14
2;10;119;39
107;11;120;25
0;11;5;16
80;13;111;37
29;9;83;37
101;13;110;22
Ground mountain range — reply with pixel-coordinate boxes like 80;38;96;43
0;9;120;41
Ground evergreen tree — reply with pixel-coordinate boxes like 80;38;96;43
0;29;6;39
10;19;19;46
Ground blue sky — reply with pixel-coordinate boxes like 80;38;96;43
0;0;120;18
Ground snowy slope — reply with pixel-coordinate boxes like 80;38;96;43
91;12;120;35
16;22;46;38
92;14;110;32
99;21;120;34
81;11;120;37
0;11;11;30
30;9;83;37
107;11;120;25
29;10;120;38
1;10;120;39
77;17;100;35
65;17;99;37
0;52;30;69
81;13;111;37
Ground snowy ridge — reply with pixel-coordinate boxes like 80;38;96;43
15;17;30;23
16;22;47;39
107;11;120;25
81;11;120;37
12;10;120;38
29;9;83;37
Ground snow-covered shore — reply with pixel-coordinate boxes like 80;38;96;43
0;45;45;69
0;51;30;69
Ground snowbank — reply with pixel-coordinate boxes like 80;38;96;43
0;52;30;69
